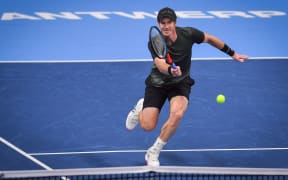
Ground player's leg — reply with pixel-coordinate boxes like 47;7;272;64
139;84;167;131
126;84;167;130
159;95;189;142
145;76;194;166
139;107;159;131
126;101;160;131
145;96;188;166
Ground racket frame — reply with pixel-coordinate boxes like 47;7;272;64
149;26;176;69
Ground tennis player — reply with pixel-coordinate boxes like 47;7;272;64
126;7;249;167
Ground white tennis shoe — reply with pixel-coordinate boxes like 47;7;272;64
145;148;160;167
126;98;144;130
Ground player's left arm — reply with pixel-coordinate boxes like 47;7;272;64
203;32;249;62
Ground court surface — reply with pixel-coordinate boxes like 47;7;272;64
0;0;288;171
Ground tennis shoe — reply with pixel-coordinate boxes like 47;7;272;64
126;98;144;130
145;148;160;167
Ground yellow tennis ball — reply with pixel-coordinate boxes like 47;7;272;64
216;94;225;104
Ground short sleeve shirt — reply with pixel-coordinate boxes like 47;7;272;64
147;27;205;87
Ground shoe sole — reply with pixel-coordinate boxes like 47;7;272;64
125;99;143;130
125;116;138;130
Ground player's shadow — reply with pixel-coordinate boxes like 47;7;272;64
160;152;193;166
161;151;238;167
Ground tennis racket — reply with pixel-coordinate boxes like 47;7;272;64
149;26;176;69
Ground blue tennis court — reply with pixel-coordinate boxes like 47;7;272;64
0;0;288;173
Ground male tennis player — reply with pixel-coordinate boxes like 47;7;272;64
126;7;249;167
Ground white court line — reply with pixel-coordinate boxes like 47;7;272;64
0;56;287;63
29;147;288;156
0;136;53;170
0;137;70;180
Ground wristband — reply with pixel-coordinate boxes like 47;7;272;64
221;44;235;56
168;66;172;75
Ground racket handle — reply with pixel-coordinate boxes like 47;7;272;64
171;63;177;69
166;53;177;69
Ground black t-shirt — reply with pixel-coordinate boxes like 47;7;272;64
146;27;204;87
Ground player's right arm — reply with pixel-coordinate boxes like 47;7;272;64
148;40;181;76
154;57;181;76
154;57;171;75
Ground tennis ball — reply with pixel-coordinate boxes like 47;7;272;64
216;94;226;104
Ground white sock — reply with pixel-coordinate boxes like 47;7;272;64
150;137;167;153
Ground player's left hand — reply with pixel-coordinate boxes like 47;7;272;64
232;53;249;63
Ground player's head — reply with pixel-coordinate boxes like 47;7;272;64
157;7;177;37
157;7;177;23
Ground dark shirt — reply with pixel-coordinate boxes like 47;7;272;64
146;27;205;87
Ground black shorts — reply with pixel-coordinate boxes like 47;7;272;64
143;76;195;110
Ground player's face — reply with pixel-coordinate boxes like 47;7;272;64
158;18;176;38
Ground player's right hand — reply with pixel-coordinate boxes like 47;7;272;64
171;66;182;77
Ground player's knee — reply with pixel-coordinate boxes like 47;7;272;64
141;124;156;131
140;118;157;131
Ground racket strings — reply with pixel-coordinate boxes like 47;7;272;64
152;37;166;58
150;26;167;59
